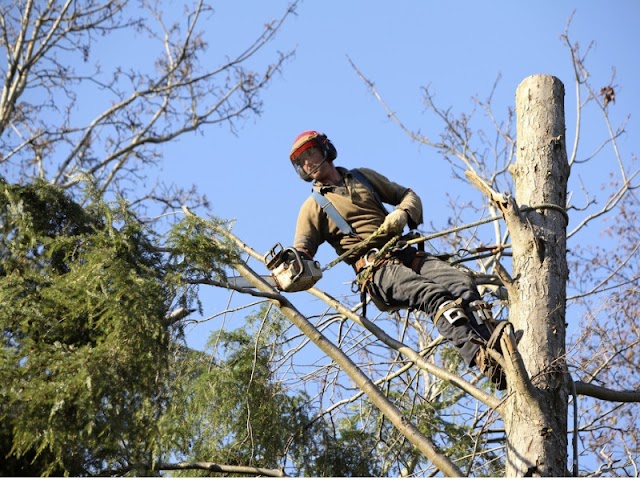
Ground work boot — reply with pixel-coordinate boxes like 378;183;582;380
475;347;507;390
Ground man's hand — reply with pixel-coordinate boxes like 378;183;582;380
381;209;409;234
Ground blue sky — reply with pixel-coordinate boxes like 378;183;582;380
160;0;640;247
152;1;640;349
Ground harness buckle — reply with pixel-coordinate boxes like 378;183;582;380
363;248;379;267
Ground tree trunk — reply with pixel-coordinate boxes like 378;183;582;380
505;75;570;476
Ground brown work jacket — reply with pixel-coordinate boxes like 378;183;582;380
293;167;423;265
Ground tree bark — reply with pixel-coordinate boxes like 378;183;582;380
505;75;570;476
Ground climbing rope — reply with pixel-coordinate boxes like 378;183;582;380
322;225;390;271
322;203;568;272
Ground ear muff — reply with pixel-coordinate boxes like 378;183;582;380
323;136;337;161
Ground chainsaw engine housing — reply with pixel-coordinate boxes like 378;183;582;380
264;243;322;292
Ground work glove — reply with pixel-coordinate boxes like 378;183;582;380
380;209;409;234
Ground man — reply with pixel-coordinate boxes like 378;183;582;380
289;130;507;390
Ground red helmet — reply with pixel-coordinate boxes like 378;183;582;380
289;130;337;163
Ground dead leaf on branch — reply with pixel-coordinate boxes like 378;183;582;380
600;86;616;107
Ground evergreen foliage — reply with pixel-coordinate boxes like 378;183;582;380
303;413;382;477
163;306;315;475
0;182;338;475
0;179;173;475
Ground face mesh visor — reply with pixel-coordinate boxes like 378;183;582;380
291;150;327;182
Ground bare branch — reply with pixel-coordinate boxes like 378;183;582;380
1;0;298;214
115;461;286;477
184;206;466;478
574;381;640;403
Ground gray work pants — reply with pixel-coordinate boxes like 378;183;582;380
367;251;490;366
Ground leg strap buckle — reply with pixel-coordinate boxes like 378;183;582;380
434;298;468;325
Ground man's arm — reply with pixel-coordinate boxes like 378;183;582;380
293;197;324;259
357;167;424;228
396;188;422;229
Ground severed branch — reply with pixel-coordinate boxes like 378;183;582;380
465;169;514;219
163;306;196;326
183;207;465;478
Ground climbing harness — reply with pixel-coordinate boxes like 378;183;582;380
312;176;568;319
351;233;421;316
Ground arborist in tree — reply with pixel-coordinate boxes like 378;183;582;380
289;130;509;390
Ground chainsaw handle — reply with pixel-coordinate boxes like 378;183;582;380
283;247;304;283
264;242;284;270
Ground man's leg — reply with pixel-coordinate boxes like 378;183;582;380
369;261;484;366
417;256;494;338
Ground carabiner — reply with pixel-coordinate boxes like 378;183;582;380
364;248;379;267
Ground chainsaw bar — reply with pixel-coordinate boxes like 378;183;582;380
225;274;277;289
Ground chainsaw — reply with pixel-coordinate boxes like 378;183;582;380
228;243;322;292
